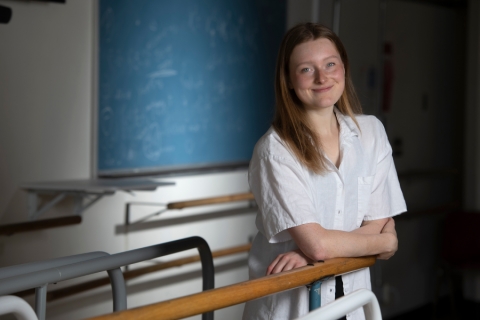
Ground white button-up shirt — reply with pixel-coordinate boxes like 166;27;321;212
243;110;407;320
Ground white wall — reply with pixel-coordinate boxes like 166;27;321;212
0;1;257;319
0;0;92;220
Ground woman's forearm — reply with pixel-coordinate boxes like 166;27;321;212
288;222;396;261
351;218;389;235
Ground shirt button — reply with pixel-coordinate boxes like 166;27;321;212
337;210;341;214
330;289;333;292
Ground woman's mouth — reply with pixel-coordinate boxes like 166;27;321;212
312;85;333;93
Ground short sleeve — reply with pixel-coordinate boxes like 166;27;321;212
364;120;407;220
249;154;319;243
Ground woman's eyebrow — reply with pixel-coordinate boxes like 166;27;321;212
323;55;341;60
295;55;341;65
292;55;341;68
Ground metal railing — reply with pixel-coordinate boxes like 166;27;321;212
0;236;214;320
0;251;123;320
297;289;382;320
14;243;250;304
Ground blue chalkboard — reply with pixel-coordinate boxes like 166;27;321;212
98;0;286;176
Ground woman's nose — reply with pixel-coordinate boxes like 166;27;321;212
315;70;327;84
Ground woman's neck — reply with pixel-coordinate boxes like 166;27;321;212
306;106;338;137
306;106;341;167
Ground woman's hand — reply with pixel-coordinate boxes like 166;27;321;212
266;249;314;276
377;218;398;260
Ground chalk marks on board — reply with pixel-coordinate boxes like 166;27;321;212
98;0;285;175
148;70;176;80
141;123;172;162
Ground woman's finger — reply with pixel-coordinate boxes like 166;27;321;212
266;254;284;275
270;255;290;275
282;259;299;272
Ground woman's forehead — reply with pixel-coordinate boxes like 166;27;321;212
290;38;341;64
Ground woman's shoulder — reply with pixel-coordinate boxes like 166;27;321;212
353;113;383;128
346;114;390;157
252;127;296;161
344;113;386;139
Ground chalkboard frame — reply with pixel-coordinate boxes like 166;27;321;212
98;161;249;178
94;0;286;178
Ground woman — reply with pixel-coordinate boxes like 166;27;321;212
243;23;406;320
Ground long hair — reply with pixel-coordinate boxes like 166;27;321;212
272;23;362;174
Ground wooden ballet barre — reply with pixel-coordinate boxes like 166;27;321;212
0;216;82;236
88;256;375;320
167;192;255;210
15;243;252;302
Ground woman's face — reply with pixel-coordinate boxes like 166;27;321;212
288;38;345;111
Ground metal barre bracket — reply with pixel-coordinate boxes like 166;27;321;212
27;190;114;220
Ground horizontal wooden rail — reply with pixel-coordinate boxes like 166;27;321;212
88;256;375;320
0;216;82;236
15;243;251;302
167;192;255;210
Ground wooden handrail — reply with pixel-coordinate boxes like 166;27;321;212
14;243;252;302
167;192;255;210
88;256;375;320
0;216;82;236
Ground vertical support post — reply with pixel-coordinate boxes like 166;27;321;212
35;284;48;320
106;268;127;311
125;203;131;226
311;0;320;23
333;0;341;35
197;240;215;320
124;203;131;272
309;280;323;311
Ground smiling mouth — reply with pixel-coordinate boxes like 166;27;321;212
312;86;333;93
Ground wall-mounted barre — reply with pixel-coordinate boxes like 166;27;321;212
125;192;256;225
167;192;255;210
87;256;375;320
0;216;82;236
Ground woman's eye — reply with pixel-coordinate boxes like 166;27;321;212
327;62;336;67
300;67;311;73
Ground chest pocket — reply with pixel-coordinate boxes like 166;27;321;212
357;176;374;227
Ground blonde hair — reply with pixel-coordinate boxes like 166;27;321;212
272;23;362;174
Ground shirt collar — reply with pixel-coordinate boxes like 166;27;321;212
334;107;360;138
